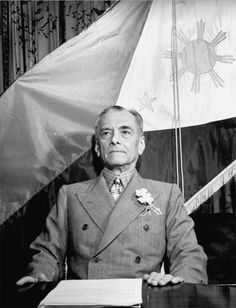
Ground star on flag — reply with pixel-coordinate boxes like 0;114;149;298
136;92;156;112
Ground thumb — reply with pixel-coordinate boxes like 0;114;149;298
16;276;37;286
143;274;150;280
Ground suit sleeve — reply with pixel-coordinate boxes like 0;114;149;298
165;184;208;284
26;186;68;280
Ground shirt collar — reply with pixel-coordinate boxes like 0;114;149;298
102;167;136;190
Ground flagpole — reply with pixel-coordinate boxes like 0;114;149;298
171;0;185;195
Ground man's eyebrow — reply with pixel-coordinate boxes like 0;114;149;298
119;125;133;130
100;126;111;131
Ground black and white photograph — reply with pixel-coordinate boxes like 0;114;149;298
0;1;236;307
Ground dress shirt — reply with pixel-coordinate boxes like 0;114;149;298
103;167;136;191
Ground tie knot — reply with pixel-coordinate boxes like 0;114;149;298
114;177;121;185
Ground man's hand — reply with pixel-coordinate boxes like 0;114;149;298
143;272;184;286
16;273;49;285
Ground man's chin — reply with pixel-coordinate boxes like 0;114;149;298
107;160;126;168
106;154;126;164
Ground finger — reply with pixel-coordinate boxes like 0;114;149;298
171;276;184;284
147;272;164;286
38;274;50;291
159;274;173;286
16;276;37;286
38;273;49;282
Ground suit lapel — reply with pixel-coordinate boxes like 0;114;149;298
76;174;114;232
93;171;147;257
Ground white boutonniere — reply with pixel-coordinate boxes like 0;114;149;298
136;188;162;216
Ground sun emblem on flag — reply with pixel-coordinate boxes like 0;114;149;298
164;20;235;94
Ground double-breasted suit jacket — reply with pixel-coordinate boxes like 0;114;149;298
28;171;208;284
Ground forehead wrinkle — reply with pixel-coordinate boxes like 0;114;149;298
119;125;133;131
96;110;141;136
100;124;134;132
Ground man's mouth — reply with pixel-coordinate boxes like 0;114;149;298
109;149;125;153
109;150;126;154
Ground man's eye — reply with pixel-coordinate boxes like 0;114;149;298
101;131;111;137
121;130;131;136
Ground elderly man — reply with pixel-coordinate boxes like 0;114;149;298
17;106;207;286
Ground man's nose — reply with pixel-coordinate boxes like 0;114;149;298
110;130;120;144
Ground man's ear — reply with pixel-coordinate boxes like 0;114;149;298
138;135;145;155
95;141;100;157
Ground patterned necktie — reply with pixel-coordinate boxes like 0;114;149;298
110;177;123;200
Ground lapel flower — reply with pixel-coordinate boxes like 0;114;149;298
136;188;162;216
136;188;154;205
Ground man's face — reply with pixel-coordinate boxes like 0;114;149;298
95;109;145;171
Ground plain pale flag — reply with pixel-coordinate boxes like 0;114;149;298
0;1;152;224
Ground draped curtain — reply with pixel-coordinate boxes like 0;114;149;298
0;0;114;95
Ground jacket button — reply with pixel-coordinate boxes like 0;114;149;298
93;257;101;263
143;224;150;231
134;256;141;264
82;224;88;231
